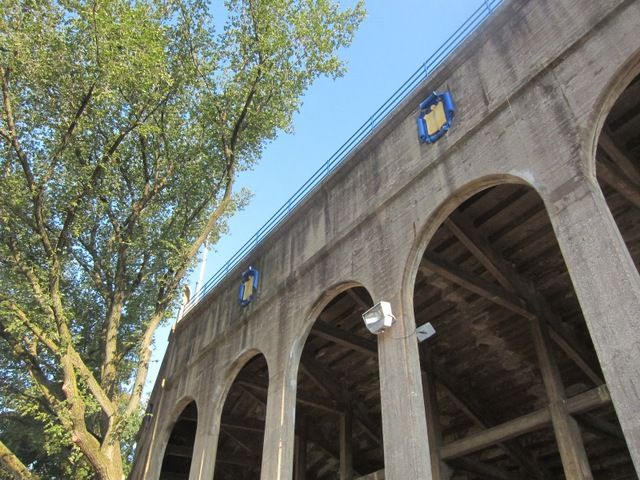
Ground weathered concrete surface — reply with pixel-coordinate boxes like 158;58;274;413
131;0;640;478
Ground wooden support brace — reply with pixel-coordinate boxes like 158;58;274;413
421;351;451;480
530;318;593;479
449;457;519;480
440;386;610;460
294;416;308;480
599;131;640;187
355;469;385;480
596;157;640;210
237;375;342;414
340;394;354;480
435;213;604;385
576;413;625;442
311;321;378;358
434;365;550;479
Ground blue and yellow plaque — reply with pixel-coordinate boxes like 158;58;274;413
417;91;456;144
238;267;259;307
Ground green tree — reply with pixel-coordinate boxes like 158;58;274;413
0;0;364;477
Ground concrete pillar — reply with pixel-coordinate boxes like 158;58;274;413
260;368;297;480
546;173;640;473
377;297;432;480
139;385;170;480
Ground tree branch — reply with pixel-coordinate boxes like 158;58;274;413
1;65;54;258
0;439;40;480
0;328;63;407
0;296;58;354
44;83;96;183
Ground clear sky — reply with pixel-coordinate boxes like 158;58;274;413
145;0;498;394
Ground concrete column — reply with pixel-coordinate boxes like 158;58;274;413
260;368;297;480
139;384;171;480
377;298;432;480
546;173;640;473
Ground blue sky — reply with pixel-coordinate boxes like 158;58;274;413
146;0;498;393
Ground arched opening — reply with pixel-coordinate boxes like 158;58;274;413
412;184;637;479
595;71;640;273
294;286;384;479
159;400;198;479
213;353;269;479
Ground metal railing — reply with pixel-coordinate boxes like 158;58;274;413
184;0;503;313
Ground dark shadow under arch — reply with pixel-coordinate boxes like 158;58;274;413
212;353;269;480
595;70;640;273
412;183;636;479
294;286;384;479
159;400;198;479
588;47;640;175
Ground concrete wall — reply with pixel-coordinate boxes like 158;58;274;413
131;0;640;478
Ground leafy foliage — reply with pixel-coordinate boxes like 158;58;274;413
0;0;364;477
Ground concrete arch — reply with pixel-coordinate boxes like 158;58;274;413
219;347;271;405
584;46;640;178
290;280;375;374
155;395;199;480
400;173;534;317
165;395;199;436
211;348;270;480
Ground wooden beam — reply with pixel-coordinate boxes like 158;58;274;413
300;350;344;399
597;156;640;209
433;364;549;479
237;374;342;414
351;400;384;448
421;253;533;319
220;416;264;433
215;453;261;468
165;444;194;458
311;321;378;358
220;427;255;454
433;214;604;385
566;385;611;414
599;131;640;186
444;213;517;292
346;288;371;310
339;396;354;480
422;355;451;480
530;319;593;479
449;457;519;480
295;416;308;480
440;386;610;460
300;348;383;447
306;426;363;477
576;413;625;441
355;470;385;480
439;405;549;460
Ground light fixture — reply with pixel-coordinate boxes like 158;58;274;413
362;301;396;334
416;322;436;343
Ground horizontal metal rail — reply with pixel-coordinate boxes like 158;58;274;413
184;0;503;313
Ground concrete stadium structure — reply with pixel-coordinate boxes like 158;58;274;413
131;0;640;478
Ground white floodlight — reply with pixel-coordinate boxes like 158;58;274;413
362;301;396;335
416;322;436;343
